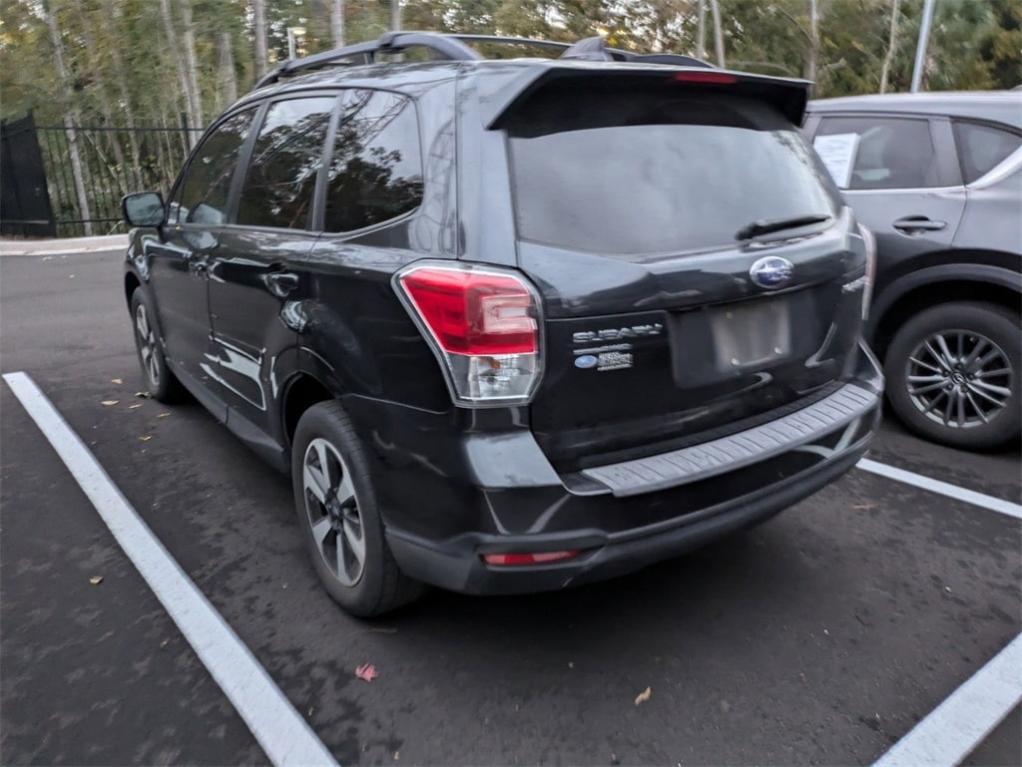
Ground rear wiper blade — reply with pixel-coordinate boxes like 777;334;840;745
735;214;832;241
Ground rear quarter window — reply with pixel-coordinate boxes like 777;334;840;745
953;121;1022;184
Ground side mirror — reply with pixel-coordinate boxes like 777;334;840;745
122;191;166;228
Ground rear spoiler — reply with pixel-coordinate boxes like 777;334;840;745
484;64;812;129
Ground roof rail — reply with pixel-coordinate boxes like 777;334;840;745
253;31;713;90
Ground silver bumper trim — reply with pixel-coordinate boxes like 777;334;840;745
582;383;879;497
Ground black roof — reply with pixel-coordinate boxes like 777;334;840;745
808;91;1022;130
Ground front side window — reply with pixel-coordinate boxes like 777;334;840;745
323;90;424;233
175;109;255;225
953;121;1022;184
815;116;939;190
237;96;336;229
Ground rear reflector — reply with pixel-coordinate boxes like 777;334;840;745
671;71;738;85
395;263;543;406
482;550;580;566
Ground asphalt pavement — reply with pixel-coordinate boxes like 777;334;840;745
1;248;1019;766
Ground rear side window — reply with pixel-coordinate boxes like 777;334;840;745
508;89;838;256
237;96;336;229
175;109;255;225
953;121;1022;184
323;90;423;233
815;116;938;190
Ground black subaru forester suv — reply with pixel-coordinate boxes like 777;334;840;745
121;33;883;616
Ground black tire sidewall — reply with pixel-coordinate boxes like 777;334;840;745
884;302;1021;450
290;400;392;617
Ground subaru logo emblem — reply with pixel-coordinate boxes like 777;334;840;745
574;354;598;369
749;256;793;289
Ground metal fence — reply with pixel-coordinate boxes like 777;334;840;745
1;112;204;238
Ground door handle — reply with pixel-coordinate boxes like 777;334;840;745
892;216;946;234
264;271;299;298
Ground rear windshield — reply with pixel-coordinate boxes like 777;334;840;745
507;88;839;255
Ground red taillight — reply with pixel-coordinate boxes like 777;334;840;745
671;71;738;85
399;267;537;355
394;263;543;406
482;550;580;566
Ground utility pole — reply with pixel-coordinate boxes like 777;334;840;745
910;0;936;92
330;0;345;48
390;0;400;32
696;0;706;60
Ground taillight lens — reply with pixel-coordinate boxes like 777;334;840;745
482;550;579;566
395;263;543;406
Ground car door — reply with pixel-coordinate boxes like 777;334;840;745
148;107;258;399
205;94;339;453
811;113;966;292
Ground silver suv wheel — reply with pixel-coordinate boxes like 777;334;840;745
906;330;1013;429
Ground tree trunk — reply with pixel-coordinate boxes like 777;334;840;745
879;0;901;93
218;32;239;109
43;0;93;235
253;0;268;77
75;0;129;197
104;0;144;189
160;0;200;143
708;0;725;67
696;0;706;59
330;0;345;48
806;0;820;84
179;0;204;128
390;0;401;32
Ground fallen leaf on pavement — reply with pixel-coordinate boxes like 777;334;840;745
157;412;171;418
128;404;143;410
111;378;123;384
355;663;378;682
101;400;119;406
139;435;152;442
89;575;103;585
634;686;652;706
135;391;151;399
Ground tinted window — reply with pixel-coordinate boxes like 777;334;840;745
953;121;1022;184
815;116;939;190
175;109;255;225
509;90;838;256
323;90;423;232
237;97;336;229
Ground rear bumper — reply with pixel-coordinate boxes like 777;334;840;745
372;342;883;595
387;439;871;594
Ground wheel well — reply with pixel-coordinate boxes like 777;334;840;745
872;280;1020;362
282;374;335;446
124;272;141;308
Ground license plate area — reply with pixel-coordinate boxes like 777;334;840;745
710;298;791;370
668;290;824;389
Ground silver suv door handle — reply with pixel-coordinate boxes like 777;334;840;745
893;216;946;234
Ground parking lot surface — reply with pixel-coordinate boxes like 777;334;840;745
2;249;1019;765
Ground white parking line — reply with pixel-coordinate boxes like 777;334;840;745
2;371;338;767
857;458;1022;520
873;634;1022;767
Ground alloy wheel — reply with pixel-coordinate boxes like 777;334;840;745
905;330;1013;430
302;437;366;586
135;303;160;387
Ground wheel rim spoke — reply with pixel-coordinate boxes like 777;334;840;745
342;518;365;567
310;515;332;545
304;464;329;503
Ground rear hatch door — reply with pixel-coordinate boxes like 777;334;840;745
499;71;869;470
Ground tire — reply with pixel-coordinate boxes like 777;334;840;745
884;301;1021;450
290;400;423;617
130;288;185;403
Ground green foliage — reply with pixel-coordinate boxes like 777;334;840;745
1;0;1018;128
